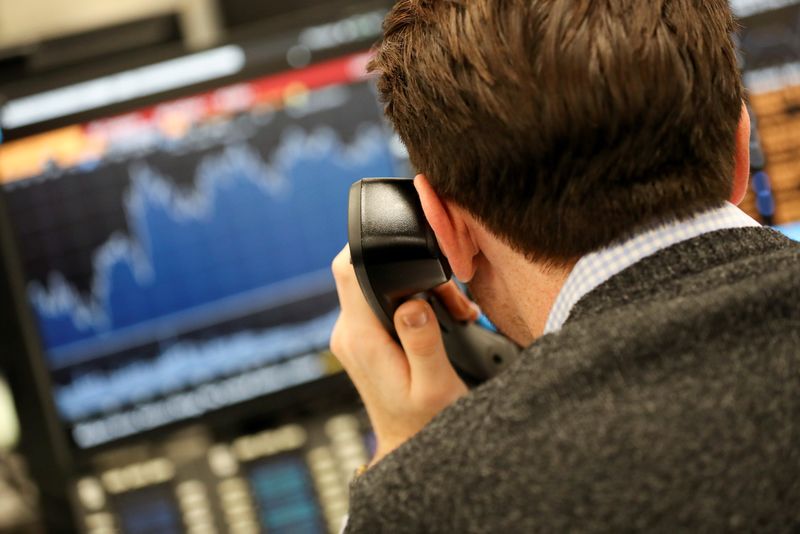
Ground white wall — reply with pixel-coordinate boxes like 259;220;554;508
0;0;222;50
731;0;800;17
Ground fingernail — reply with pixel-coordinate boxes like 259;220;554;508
469;302;482;316
402;309;429;328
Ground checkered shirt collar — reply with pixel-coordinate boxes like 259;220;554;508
543;202;761;335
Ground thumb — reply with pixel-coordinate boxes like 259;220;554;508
394;299;458;390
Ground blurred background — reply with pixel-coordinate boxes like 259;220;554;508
0;1;798;532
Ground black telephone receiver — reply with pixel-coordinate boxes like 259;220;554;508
348;178;520;385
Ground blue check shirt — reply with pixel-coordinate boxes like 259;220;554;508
543;202;761;334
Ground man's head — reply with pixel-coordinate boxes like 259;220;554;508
370;0;745;260
369;0;750;341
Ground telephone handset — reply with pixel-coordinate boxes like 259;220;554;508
348;178;521;385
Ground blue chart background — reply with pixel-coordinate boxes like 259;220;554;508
2;80;403;432
26;123;395;361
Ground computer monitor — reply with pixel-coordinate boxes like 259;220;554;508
0;50;405;450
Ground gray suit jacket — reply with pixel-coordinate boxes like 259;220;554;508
345;228;800;532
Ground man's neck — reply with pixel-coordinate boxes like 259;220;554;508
470;230;575;346
503;256;575;343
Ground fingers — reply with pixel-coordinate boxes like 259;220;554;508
394;299;463;397
433;281;480;322
330;245;409;386
331;245;378;319
331;245;358;309
334;246;477;324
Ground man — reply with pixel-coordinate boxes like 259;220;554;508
330;0;800;531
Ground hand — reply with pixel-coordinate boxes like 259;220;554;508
330;245;478;466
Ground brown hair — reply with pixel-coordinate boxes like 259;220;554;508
369;0;744;262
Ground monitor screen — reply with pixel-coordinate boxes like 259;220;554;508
112;484;183;534
0;51;405;448
777;222;800;240
246;453;326;533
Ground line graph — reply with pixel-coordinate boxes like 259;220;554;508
56;309;338;422
2;72;402;438
28;123;393;358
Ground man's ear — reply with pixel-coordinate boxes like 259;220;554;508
730;102;751;206
414;174;479;282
